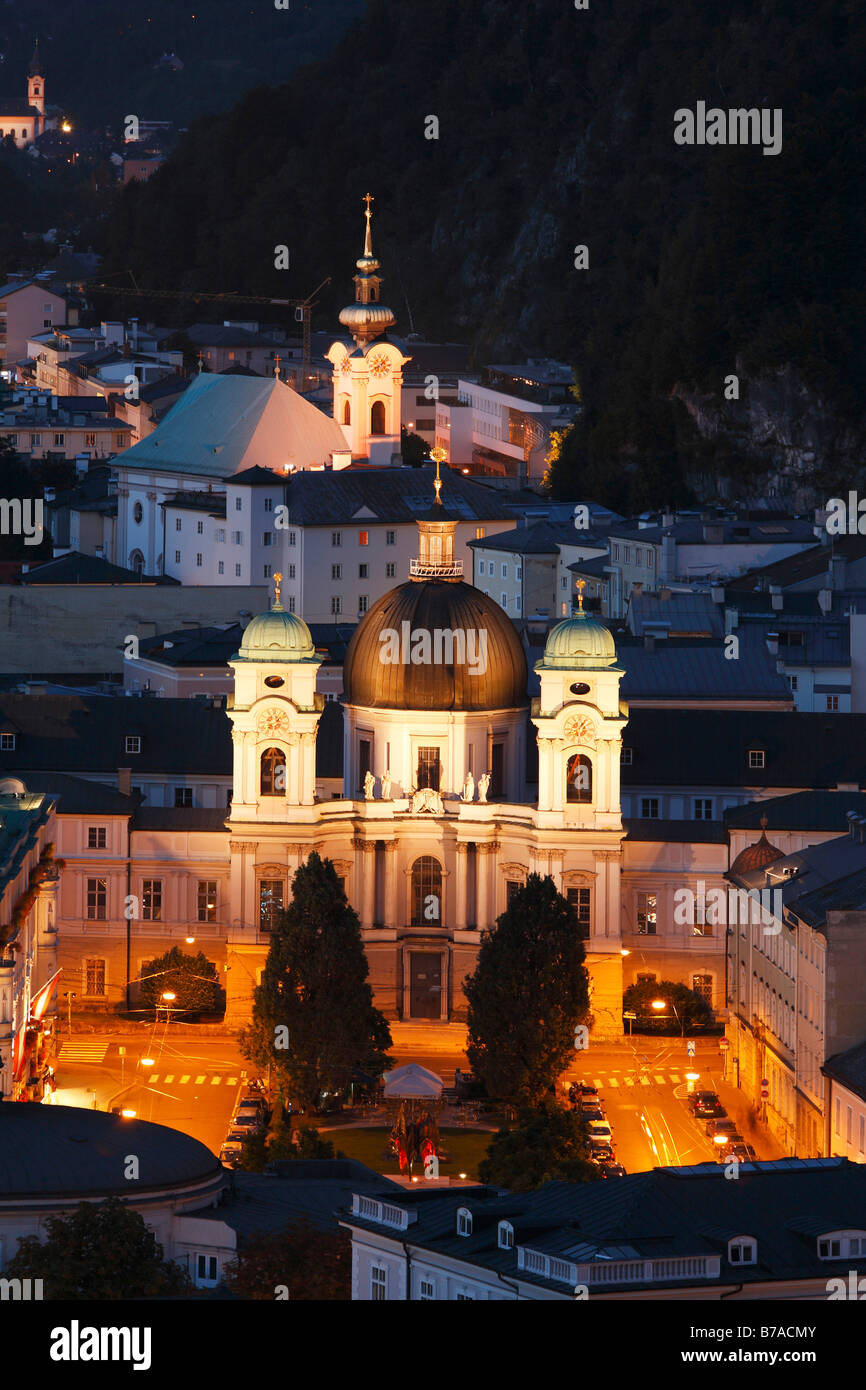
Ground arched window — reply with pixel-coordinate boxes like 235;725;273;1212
128;550;144;575
411;856;442;927
566;753;592;803
370;401;386;435
260;746;285;796
342;399;351;425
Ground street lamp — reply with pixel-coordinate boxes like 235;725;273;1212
651;998;685;1036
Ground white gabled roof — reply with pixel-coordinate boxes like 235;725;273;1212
114;372;348;478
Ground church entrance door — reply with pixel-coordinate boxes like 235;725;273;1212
409;952;442;1019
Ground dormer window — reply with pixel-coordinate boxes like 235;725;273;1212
125;735;141;754
818;1232;866;1260
498;1221;514;1250
748;749;765;769
728;1237;756;1265
456;1208;472;1237
0;733;16;750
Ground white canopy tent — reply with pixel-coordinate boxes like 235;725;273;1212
382;1063;444;1099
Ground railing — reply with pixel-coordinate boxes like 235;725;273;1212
351;1194;417;1228
409;558;463;578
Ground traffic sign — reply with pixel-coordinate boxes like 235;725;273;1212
719;1038;730;1050
623;1011;637;1020
686;1040;696;1056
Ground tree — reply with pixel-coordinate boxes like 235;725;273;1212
464;874;590;1106
623;978;714;1034
477;1104;601;1192
139;945;219;1019
224;1220;350;1300
400;428;430;467
6;1197;188;1299
237;1123;339;1172
238;852;392;1113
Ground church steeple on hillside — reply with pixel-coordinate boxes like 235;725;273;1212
338;194;396;346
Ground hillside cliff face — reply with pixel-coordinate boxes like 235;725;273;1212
99;0;864;507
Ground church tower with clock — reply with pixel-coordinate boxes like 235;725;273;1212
326;195;410;464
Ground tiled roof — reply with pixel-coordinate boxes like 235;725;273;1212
238;465;517;527
727;536;866;591
342;1160;866;1294
627;592;723;638
725;791;866;832
19;772;142;815
620;710;866;789
132;808;229;832
610;518;816;546
823;1041;866;1104
468;519;606;554
623;818;728;844
617;639;792;702
19;552;174;585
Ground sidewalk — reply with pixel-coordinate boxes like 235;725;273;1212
712;1075;789;1160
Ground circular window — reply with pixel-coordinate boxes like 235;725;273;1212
570;682;591;696
133;501;143;524
264;675;284;688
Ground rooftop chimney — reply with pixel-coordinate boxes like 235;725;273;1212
117;767;131;796
766;632;779;656
770;585;783;611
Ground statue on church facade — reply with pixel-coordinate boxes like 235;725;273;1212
381;769;392;800
478;772;491;803
363;770;376;801
462;771;475;802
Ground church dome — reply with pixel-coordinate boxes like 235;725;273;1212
343;580;527;711
730;821;785;876
338;303;396;338
235;604;316;663
539;609;618;669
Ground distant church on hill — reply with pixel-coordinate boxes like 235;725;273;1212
0;41;58;148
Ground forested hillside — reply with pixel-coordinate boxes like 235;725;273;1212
98;0;864;507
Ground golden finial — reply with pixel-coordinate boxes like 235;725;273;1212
363;192;374;257
576;577;586;611
430;446;447;504
273;572;283;607
760;814;768;832
274;353;281;379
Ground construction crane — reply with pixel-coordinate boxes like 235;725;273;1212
80;274;332;390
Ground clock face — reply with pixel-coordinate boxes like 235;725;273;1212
369;352;390;377
564;714;595;744
340;357;352;375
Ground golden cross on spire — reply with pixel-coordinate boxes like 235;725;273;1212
363;192;374;215
430;446;447;503
576;577;586;611
273;572;283;607
362;193;374;258
274;353;281;378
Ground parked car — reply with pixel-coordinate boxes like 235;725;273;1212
718;1141;757;1163
599;1162;627;1178
219;1138;244;1167
705;1117;741;1140
590;1142;616;1161
581;1105;606;1123
229;1110;263;1134
581;1093;605;1112
236;1099;266;1122
587;1119;613;1143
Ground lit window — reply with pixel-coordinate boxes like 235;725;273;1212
259;879;284;932
475;527;485;540
142;879;162;920
359;530;369;545
636;892;656;935
197;881;217;923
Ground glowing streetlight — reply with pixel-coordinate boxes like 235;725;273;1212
141;1057;155;1068
621;948;630;957
685;1072;701;1082
651;999;666;1011
185;935;196;945
161;991;176;1002
120;1108;137;1119
713;1133;729;1146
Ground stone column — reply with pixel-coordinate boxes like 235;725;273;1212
383;841;399;928
476;844;495;932
230;729;244;810
597;740;610;813
301;731;316;805
244;732;257;806
354;839;376;930
608;739;622;816
454;843;468;930
551;739;565;813
536;737;551;811
287;733;300;805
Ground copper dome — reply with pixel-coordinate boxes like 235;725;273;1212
730;819;785;876
343;580;528;711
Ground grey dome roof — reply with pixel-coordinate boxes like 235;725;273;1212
0;1104;224;1200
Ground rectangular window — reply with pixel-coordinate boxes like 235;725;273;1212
196;1254;218;1284
331;564;342;580
623;546;631;562
332;531;342;547
371;1267;387;1301
235;497;242;511
263;532;273;547
85;432;96;448
491;742;505;799
506;880;522;905
125;735;141;754
264;498;273;513
693;798;712;820
386;530;395;545
259;880;284;933
635;548;642;565
115;434;125;449
501;592;508;608
197;881;217;923
846;1106;853;1143
288;564;296;579
30;434;41;447
788;674;798;691
84;957;106;995
87;826;107;849
612;544;619;560
358;596;368;613
386;562;395;578
142;879;162;921
176;518;182;532
567;887;591;939
359;563;368;579
53;433;65;447
419;1280;434;1301
417;745;440;791
748;750;765;769
478;561;485;576
174;788;193;807
176;550;182;564
235;564;242;577
0;732;16;750
640;798;659;819
516;594;522;612
561;577;568;589
359;530;369;546
196;553;203;567
263;564;272;579
636;892;657;935
621;747;633;765
827;695;839;711
216;528;226;543
859;1114;865;1155
501;563;507;579
287;595;296;613
86;879;107;921
232;531;243;545
197;520;204;535
289;531;296;546
218;561;224;574
475;527;485;540
835;1098;841;1136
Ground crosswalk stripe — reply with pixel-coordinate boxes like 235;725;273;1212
211;1075;221;1085
227;1077;238;1086
592;1078;603;1087
58;1040;109;1063
654;1074;665;1084
640;1076;650;1086
670;1073;681;1083
164;1074;175;1083
194;1075;206;1084
180;1075;190;1084
148;1074;158;1083
624;1077;634;1086
607;1077;619;1087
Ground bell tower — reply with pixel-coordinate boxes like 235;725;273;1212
28;38;45;119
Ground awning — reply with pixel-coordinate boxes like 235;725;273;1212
383;1063;444;1099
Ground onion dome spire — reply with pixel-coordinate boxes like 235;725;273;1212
338;194;396;346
